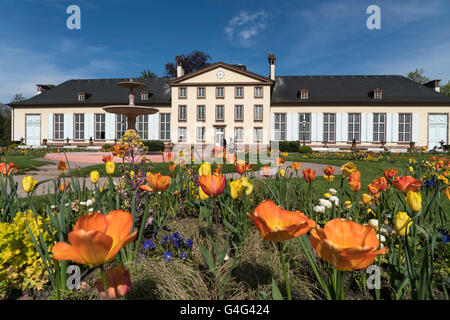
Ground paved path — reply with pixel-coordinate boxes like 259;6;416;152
11;158;341;197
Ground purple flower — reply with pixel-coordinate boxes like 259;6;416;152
145;215;153;228
180;251;188;259
184;238;193;249
160;235;169;245
163;251;173;262
143;239;155;250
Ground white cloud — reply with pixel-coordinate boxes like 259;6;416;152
225;10;270;47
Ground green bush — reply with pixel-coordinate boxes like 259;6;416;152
298;146;313;153
101;144;114;152
278;141;300;153
143;140;165;152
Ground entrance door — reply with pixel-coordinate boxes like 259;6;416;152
26;114;41;146
428;114;448;149
215;127;225;146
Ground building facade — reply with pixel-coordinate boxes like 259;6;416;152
10;55;450;151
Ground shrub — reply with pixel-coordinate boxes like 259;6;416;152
143;140;165;152
278;141;300;153
0;210;52;296
298;146;313;154
101;144;114;152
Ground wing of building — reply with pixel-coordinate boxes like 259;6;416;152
9;55;450;151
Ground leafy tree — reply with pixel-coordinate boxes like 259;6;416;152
165;51;212;78
440;80;450;96
0;103;11;145
139;69;157;79
407;68;430;84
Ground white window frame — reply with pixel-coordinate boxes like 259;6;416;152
274;113;286;141
254;127;263;143
137;115;149;140
373;113;386;142
95;113;106;140
160;113;171;140
197;87;205;98
235;105;243;121
54;114;64;140
141;92;149;100
323;113;336;142
178;105;187;121
197;105;205;121
254;87;263;98
178;127;187;142
116;114;128;139
348;113;361;142
399;113;412;142
299;113;311;142
216;87;224;98
179;87;186;98
74;113;85;140
235;127;243;142
254;105;263;121
216;105;224;121
196;127;205;142
235;87;243;98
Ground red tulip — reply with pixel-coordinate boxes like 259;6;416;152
302;168;316;183
393;176;422;193
94;265;131;299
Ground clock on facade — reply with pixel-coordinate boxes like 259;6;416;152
216;70;225;79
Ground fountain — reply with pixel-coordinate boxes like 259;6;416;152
103;78;159;131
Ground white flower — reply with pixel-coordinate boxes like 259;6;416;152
380;226;393;235
88;208;94;212
377;234;386;242
319;199;332;208
368;219;379;229
328;188;337;195
224;253;229;261
313;205;326;213
86;199;93;206
80;201;87;206
328;196;339;206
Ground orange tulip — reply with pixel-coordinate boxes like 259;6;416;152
102;155;114;163
290;162;302;171
384;168;398;181
443;187;450;200
214;164;223;174
94;265;131;299
139;185;153;192
198;174;226;196
169;164;176;172
58;161;67;173
52;210;138;266
59;181;70;192
246;163;254;172
348;170;361;183
302;168;316;183
235;160;247;174
0;162;18;176
323;166;335;176
262;165;271;177
276;157;285;167
393;176;421;193
147;173;171;191
349;180;361;192
248;200;316;242
310;218;388;271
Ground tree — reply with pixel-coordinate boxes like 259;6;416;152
440;80;450;96
10;93;25;103
165;51;212;78
139;69;157;79
407;68;430;84
0;103;11;145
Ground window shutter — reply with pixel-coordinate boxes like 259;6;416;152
105;113;115;140
286;113;293;141
270;113;275;141
47;114;53;140
366;113;373;142
392;113;399;142
386;113;393;142
311;113;317;141
292;113;299;141
341;113;348;142
360;113;367;142
64;114;73;140
412;113;419;142
85;113;94;140
316;113;324;142
335;113;342;142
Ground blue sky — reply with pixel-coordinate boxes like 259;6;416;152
1;0;449;102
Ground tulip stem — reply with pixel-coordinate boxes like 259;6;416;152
278;242;291;300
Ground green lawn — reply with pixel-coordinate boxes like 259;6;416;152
2;153;52;172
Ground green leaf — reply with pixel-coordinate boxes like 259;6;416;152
271;278;284;300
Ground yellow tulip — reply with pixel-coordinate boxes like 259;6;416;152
394;211;413;236
198;162;211;176
362;193;373;205
230;180;244;199
444;186;450;200
90;171;100;184
279;169;286;177
105;161;115;175
240;177;253;195
323;175;335;182
198;185;209;200
341;162;357;177
22;176;37;193
405;191;421;212
409;166;414;173
323;193;332;199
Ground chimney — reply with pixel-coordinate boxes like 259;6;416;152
176;56;184;78
268;53;276;80
36;84;55;95
424;80;441;92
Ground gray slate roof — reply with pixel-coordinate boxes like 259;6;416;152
12;77;172;106
10;74;450;107
272;75;450;104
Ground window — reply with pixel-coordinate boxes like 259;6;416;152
300;89;309;99
137;115;148;140
216;87;224;98
254;128;263;143
196;127;205;142
374;89;383;100
399;113;412;142
179;87;186;98
235;127;243;142
323;113;336;142
235;105;243;121
235;87;243;98
254;105;263;121
178;127;187;142
95;114;106;140
216;105;224;121
373;113;386;142
299;113;311;142
197;87;205;98
54;114;64;140
141;91;149;101
116;114;127;139
160;113;171;140
274;113;286;141
77;92;85;101
178;105;187;121
74;114;85;140
348;113;361;142
254;87;263;98
197;105;205;121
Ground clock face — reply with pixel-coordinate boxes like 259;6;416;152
216;70;225;79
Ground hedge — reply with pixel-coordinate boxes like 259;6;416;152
143;140;165;152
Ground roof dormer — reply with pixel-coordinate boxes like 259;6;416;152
373;88;383;100
299;88;309;100
77;91;86;101
140;90;149;101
